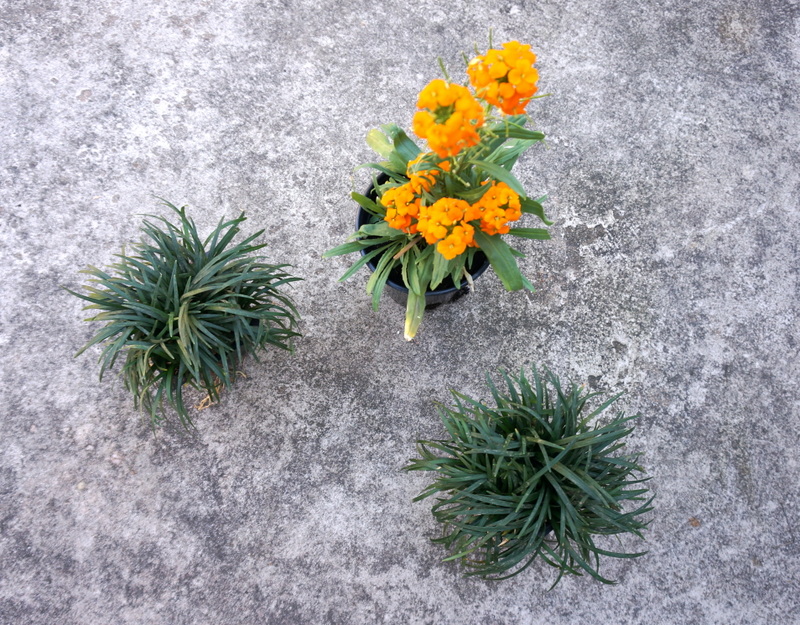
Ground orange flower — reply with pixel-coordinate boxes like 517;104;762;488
436;223;475;260
437;234;467;260
465;181;523;235
416;197;471;247
454;222;475;247
417;211;448;245
412;79;485;159
405;153;455;195
381;184;421;233
406;155;441;195
467;41;539;115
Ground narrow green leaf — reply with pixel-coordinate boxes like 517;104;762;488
430;248;452;291
473;230;523;291
384;124;421;163
351;192;382;215
360;222;401;238
495;125;545;142
322;241;368;258
339;245;390;283
508;227;551;240
520;197;553;226
469;160;526;196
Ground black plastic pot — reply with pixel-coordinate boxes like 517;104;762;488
357;174;490;308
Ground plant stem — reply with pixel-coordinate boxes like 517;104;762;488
437;57;450;81
394;236;422;260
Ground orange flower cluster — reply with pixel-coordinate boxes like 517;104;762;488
381;184;421;233
382;156;446;232
467;41;539;115
406;153;448;195
418;198;476;260
412;79;485;159
467;181;522;235
381;173;523;260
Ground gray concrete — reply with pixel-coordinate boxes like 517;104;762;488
1;0;798;623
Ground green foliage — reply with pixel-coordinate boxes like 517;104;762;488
404;367;653;586
68;201;301;428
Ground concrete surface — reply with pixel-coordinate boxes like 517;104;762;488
1;0;798;623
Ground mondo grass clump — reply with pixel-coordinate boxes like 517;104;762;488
69;201;301;428
404;366;653;586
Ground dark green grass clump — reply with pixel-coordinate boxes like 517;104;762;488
404;366;653;586
68;201;301;428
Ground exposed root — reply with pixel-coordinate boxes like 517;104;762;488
194;371;247;410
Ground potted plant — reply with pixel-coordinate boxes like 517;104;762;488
404;366;654;586
324;39;553;340
67;201;301;428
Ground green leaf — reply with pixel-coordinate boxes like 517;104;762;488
366;128;394;159
430;248;452;291
382;124;421;164
495;125;545;142
351;192;382;215
520;197;553;226
486;139;535;171
456;185;492;202
337;245;390;282
404;254;422;295
469;160;527;196
366;246;398;306
473;230;523;291
322;241;367;258
521;275;536;292
354;162;408;181
360;222;402;238
404;289;427;341
508;227;551;240
368;261;392;311
389;151;408;173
